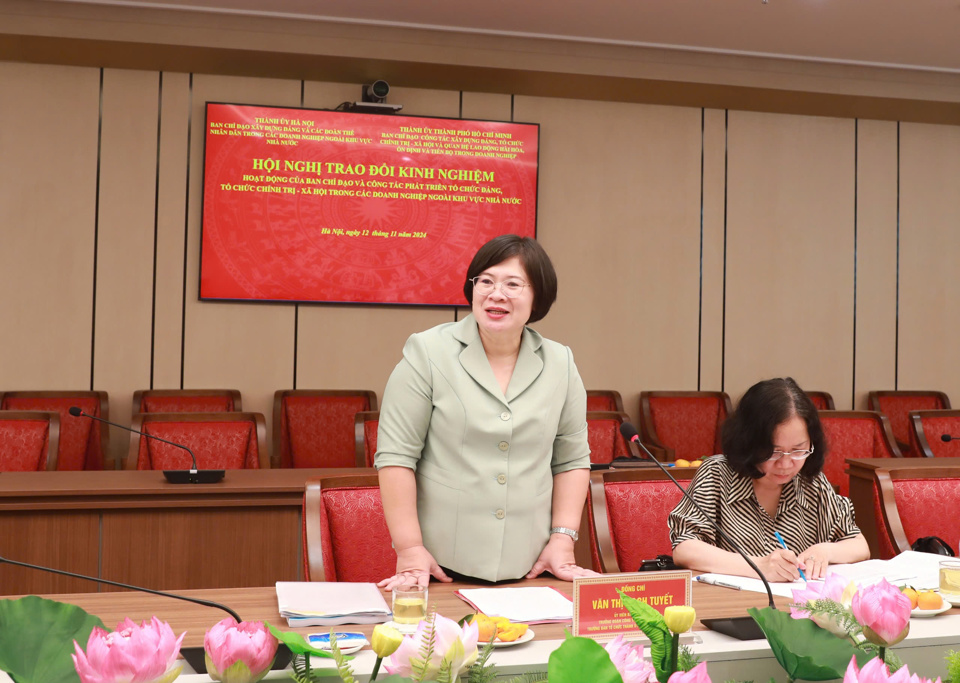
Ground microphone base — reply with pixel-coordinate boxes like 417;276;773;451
162;469;225;484
700;616;765;640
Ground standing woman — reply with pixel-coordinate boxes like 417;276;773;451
669;377;869;581
375;235;593;588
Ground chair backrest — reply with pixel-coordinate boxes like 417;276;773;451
639;391;732;462
586;390;625;413
0;391;108;470
126;412;268;470
868;463;960;558
355;411;380;468
303;474;396;582
588;468;696;573
0;411;59;471
908;410;960;458
868;391;951;456
274;390;378;468
586;411;638;465
133;389;242;414
805;391;836;411
818;411;901;496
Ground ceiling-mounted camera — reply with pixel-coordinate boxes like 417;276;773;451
362;80;391;103
342;80;402;114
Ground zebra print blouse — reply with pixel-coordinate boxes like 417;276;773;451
668;454;860;556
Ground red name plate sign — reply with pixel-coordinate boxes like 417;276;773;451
572;571;692;639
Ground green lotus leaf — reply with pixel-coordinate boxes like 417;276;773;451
0;596;105;683
619;591;672;683
748;607;872;681
548;636;624;683
266;622;335;658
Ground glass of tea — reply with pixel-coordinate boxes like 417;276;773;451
393;584;428;625
939;559;960;601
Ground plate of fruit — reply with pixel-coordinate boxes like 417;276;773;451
469;614;535;647
902;587;951;617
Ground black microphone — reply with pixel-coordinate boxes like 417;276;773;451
941;434;960;443
68;406;225;484
619;421;775;640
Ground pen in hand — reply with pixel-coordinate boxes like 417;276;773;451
773;531;808;581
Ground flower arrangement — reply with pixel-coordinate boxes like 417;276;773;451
204;618;279;683
72;616;185;683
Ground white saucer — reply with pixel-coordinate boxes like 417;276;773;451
490;628;535;648
912;603;951;618
307;632;368;655
383;619;420;635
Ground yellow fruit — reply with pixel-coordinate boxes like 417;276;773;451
471;614;497;642
496;623;529;642
902;587;919;609
690;460;702;467
917;591;943;610
675;459;691;467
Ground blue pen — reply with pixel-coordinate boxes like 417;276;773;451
773;531;808;581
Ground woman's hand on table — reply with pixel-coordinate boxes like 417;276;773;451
526;535;598;581
378;544;452;590
797;543;832;580
754;548;802;582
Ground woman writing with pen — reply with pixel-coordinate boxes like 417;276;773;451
668;378;870;582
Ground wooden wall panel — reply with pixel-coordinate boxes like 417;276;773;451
898;122;960;399
700;108;726;391
94;68;159;466
514;96;703;424
181;75;300;439
854;120;898;408
0;62;99;390
152;71;192;389
461;92;512;122
724;112;855;406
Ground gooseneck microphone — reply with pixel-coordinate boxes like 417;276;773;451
0;554;240;620
619;422;776;640
941;434;960;443
68;407;225;484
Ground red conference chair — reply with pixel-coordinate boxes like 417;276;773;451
0;411;60;471
132;389;242;414
818;411;901;496
587;468;696;573
806;391;836;411
355;411;380;468
863;464;960;559
587;411;640;465
125;412;268;470
639;391;732;462
303;473;396;582
908;410;960;458
0;390;108;470
868;391;951;457
586;390;625;413
274;390;378;468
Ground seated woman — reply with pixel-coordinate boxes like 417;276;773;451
669;377;870;581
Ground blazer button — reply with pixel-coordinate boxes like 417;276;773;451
498;441;509;451
497;474;507;484
500;411;511;421
495;509;505;519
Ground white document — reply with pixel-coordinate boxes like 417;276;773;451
456;586;573;622
695;573;809;599
827;551;944;590
275;581;392;626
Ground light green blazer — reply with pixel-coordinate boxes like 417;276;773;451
375;314;590;582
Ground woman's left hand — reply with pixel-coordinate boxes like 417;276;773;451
526;535;598;581
797;543;833;580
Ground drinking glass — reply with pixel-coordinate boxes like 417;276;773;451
393;584;427;625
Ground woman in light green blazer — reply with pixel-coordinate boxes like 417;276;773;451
376;235;594;586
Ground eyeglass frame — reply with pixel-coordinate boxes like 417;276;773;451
767;444;815;463
469;276;531;299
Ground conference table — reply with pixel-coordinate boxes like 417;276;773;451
5;576;956;682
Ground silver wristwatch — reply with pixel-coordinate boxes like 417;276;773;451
550;526;579;542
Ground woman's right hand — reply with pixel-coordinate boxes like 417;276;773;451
754;549;802;582
377;544;452;591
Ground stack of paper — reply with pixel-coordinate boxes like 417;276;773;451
456;586;573;623
276;581;392;627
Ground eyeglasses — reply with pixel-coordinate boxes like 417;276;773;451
767;445;815;463
470;276;530;299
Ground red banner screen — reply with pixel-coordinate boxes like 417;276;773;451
200;103;539;305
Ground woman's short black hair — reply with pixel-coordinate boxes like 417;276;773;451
721;377;826;480
463;234;558;324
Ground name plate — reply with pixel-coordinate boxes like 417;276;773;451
572;571;692;639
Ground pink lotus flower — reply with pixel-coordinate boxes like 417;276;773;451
384;613;479;680
668;661;711;683
204;618;278;683
603;635;657;683
72;617;185;683
851;578;911;646
791;573;857;636
842;655;942;683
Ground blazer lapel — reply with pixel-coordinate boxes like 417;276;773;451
505;326;544;402
454;315;508;405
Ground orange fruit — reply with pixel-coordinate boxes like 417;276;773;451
471;614;497;642
917;591;943;610
902;587;919;609
675;459;691;467
690;460;702;467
